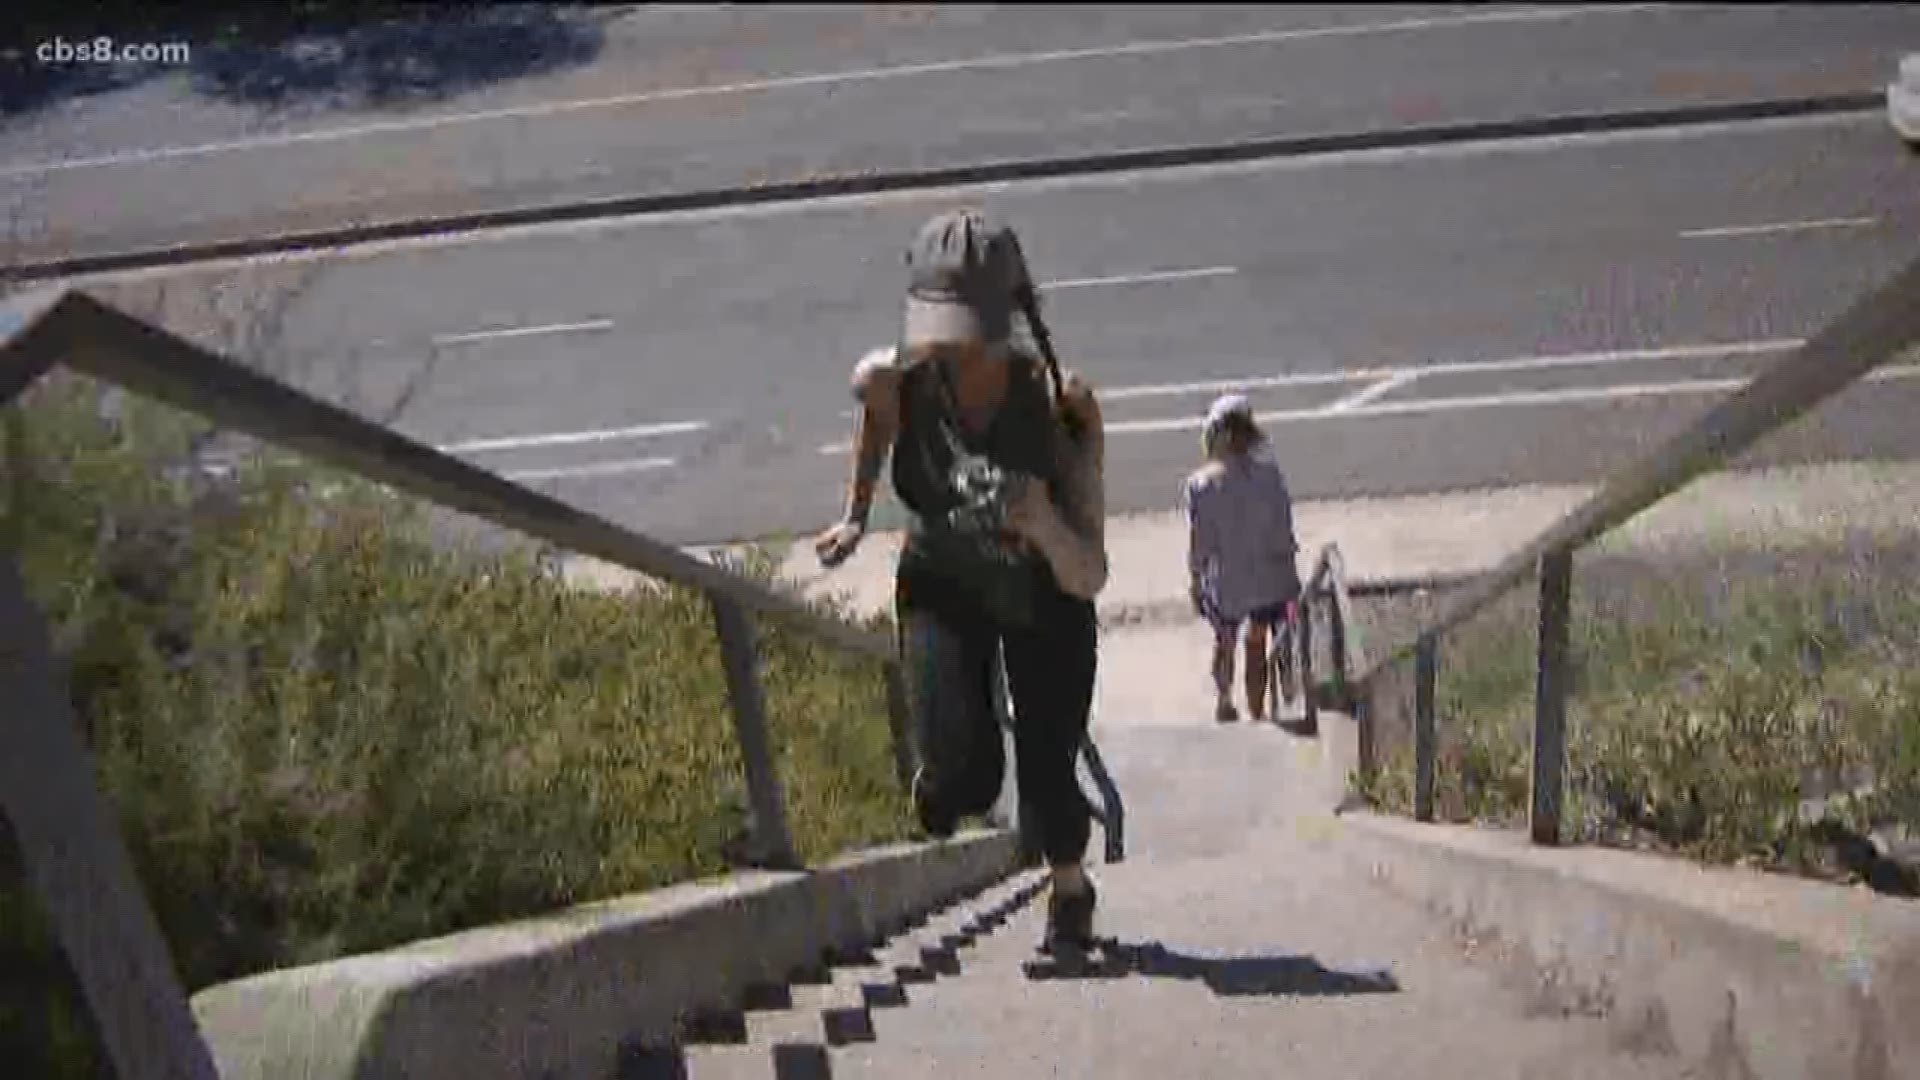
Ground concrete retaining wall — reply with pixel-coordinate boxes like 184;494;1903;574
190;830;1018;1080
1336;812;1920;1080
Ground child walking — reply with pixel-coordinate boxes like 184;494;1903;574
1179;394;1302;722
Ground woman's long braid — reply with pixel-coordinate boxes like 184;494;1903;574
1016;285;1081;441
1000;224;1077;439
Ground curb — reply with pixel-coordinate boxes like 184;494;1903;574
18;93;1881;281
189;829;1021;1080
562;544;1481;631
1334;812;1920;1080
1099;572;1480;630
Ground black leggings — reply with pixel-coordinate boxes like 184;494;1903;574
900;580;1099;865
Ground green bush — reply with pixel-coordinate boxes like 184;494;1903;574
2;375;910;1076
1364;549;1920;876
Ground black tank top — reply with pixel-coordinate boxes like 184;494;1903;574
891;351;1062;613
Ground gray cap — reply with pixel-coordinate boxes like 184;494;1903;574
902;208;1032;348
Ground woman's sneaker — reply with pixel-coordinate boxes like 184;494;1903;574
1040;880;1098;955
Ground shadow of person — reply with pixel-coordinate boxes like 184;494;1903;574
192;6;608;112
1027;939;1401;998
3;6;611;120
1273;715;1318;738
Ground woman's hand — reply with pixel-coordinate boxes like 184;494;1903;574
814;517;866;568
817;347;900;570
1001;472;1058;548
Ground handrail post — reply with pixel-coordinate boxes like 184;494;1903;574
1327;578;1351;705
1530;549;1574;846
0;555;221;1080
1354;679;1378;790
1297;585;1318;735
1413;633;1439;823
708;593;800;871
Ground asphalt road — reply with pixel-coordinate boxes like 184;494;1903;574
74;109;1920;546
4;4;1917;265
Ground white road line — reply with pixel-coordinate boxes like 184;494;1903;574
1097;369;1367;402
1325;370;1420;413
529;360;1920;484
1040;266;1238;291
1106;365;1920;434
1304;377;1754;423
1409;338;1804;378
1106;378;1751;433
815;337;1809;452
824;360;1920;456
0;5;1663;177
503;457;676;483
1679;216;1879;240
429;319;615;346
826;376;1748;447
1345;363;1920;418
1094;338;1803;402
439;419;707;455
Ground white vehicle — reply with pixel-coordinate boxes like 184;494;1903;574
1892;52;1920;148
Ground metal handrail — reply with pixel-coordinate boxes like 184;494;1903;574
1;289;890;660
0;284;1137;1080
1354;253;1920;689
1288;542;1363;735
1341;251;1920;842
1313;543;1366;680
0;284;1076;1079
0;287;938;874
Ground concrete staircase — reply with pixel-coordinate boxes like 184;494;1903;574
633;627;1696;1080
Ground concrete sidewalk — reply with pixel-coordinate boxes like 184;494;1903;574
564;459;1920;627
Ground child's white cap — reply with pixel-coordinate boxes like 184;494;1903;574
1205;393;1253;432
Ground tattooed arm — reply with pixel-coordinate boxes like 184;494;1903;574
815;347;903;568
1006;369;1110;599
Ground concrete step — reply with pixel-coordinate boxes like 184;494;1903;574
854;870;1047;985
674;870;1047;1078
735;977;878;1048
740;1006;833;1051
681;1042;834;1080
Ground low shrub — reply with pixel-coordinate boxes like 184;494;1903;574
2;375;910;1076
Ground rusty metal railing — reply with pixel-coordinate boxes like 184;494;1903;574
1341;252;1920;842
0;286;1124;1079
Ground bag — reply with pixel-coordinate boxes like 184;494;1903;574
896;360;1041;629
898;517;1037;629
